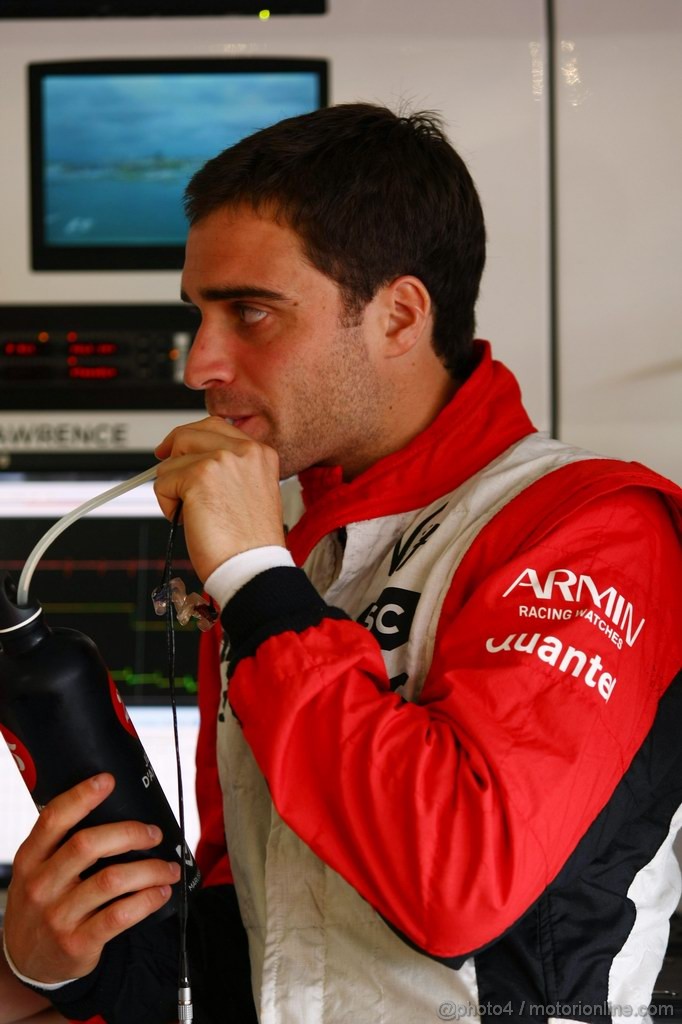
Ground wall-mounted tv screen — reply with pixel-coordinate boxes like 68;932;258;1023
29;57;328;271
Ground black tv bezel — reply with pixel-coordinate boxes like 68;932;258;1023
28;56;329;272
3;1;326;15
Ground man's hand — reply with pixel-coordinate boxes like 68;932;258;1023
154;416;286;583
3;774;180;985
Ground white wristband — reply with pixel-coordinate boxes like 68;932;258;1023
204;545;296;610
2;930;77;991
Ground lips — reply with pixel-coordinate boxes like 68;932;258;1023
215;412;249;424
206;398;260;432
219;413;258;433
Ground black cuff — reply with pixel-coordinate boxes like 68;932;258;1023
45;885;257;1024
24;937;123;1011
221;565;349;668
45;914;178;1023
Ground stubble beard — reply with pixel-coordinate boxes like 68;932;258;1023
204;322;385;481
274;320;385;481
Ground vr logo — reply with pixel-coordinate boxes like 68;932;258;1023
389;503;447;574
358;587;420;651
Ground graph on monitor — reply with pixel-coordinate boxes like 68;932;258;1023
0;478;204;702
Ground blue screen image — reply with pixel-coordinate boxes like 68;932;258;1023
42;72;320;248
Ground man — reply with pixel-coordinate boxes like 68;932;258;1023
3;103;682;1024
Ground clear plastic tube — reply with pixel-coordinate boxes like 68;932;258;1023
17;465;158;607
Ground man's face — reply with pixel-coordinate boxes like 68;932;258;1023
181;204;387;480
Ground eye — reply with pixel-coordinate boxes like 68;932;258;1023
236;304;268;325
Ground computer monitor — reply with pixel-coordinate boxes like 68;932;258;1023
29;56;328;270
0;476;205;880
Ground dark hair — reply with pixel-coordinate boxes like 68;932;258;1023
185;103;486;379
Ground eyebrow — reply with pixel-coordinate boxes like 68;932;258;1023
180;285;289;304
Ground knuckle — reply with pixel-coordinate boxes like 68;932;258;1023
171;425;190;446
59;932;84;962
125;820;150;848
213;447;235;468
11;840;30;878
69;829;96;860
37;802;60;833
148;890;165;910
43;904;68;942
103;898;133;932
22;873;47;908
95;865;124;896
145;885;169;911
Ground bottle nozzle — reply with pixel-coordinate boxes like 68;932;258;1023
0;571;43;637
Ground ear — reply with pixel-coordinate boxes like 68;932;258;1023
382;276;432;357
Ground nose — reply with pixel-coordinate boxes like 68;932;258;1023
183;321;237;391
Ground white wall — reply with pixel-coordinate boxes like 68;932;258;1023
0;0;550;430
555;0;682;483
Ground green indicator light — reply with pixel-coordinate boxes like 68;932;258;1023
259;9;271;19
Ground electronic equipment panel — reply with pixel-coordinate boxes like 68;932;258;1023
0;304;206;471
0;304;202;409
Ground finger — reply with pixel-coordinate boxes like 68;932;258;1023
17;881;177;983
155;416;247;459
56;857;181;929
75;881;177;955
31;819;168;904
153;447;252;522
154;418;209;459
16;774;115;870
153;451;211;521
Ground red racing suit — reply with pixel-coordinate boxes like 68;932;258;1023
46;342;682;1024
192;342;682;1023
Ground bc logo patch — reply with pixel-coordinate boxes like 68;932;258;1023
357;587;420;651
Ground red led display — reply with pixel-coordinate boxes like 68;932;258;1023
68;366;119;380
67;342;119;356
4;342;38;356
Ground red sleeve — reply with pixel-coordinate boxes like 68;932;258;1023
226;485;682;959
194;623;233;886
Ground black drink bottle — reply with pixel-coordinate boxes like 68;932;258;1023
0;571;200;916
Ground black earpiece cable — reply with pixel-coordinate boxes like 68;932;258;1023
161;500;193;1023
